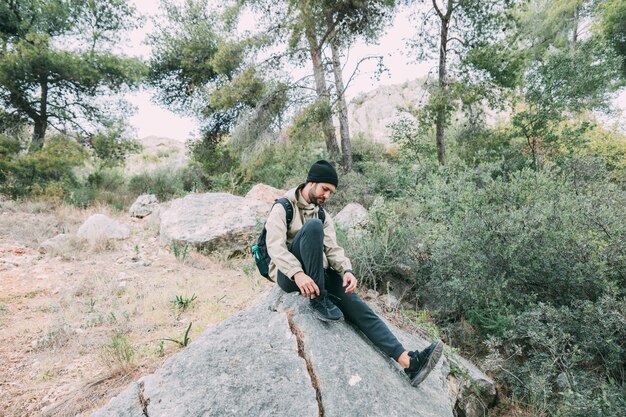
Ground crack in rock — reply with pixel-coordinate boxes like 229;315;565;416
285;309;324;417
269;291;285;312
137;381;150;417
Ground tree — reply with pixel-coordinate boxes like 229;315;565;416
148;0;286;160
597;0;626;76
511;40;623;170
409;0;516;165
278;0;395;170
0;0;145;152
501;0;625;170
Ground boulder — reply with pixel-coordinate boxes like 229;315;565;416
159;193;270;253
334;203;368;230
76;214;130;242
447;355;497;417
129;194;159;218
39;233;74;253
93;288;459;417
245;184;286;205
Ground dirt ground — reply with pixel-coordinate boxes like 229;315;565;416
0;199;269;417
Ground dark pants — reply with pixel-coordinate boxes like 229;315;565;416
277;219;406;360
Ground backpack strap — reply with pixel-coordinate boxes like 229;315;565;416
274;197;325;228
275;197;293;228
318;206;325;223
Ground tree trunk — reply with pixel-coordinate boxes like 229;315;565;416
326;13;352;172
435;1;451;166
29;76;48;152
305;26;340;158
570;5;580;48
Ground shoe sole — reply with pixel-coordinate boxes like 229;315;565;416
410;340;444;387
312;309;344;322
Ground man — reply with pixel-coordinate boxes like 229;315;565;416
265;160;443;387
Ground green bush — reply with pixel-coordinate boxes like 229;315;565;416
341;197;424;290
338;156;624;414
125;165;212;202
239;139;328;190
0;134;87;199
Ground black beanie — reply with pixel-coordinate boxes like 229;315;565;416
306;160;339;187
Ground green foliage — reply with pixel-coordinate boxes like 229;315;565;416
83;121;142;168
0;134;87;198
163;322;193;348
239;136;328;190
485;292;626;416
187;138;239;176
170;241;190;263
388;117;437;163
341;196;424;290
148;0;278;144
128;166;211;201
171;294;198;312
0;0;146;149
596;0;626;75
386;162;625;414
100;333;136;373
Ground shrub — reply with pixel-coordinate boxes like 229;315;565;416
390;161;626;414
239;139;328;190
128;167;195;200
100;333;136;374
341;197;424;291
0;134;87;199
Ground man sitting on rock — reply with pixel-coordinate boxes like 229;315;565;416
265;159;443;387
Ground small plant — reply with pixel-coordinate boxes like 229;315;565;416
172;293;197;312
100;333;136;373
163;322;193;348
155;340;165;356
133;244;140;260
170;241;190;263
86;297;97;313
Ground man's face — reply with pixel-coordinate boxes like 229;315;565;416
308;182;336;205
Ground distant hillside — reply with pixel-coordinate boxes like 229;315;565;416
126;135;188;173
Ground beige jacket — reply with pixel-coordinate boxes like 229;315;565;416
266;185;353;281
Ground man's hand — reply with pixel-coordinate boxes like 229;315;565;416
342;271;357;294
293;272;320;299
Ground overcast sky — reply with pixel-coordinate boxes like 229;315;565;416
125;0;625;141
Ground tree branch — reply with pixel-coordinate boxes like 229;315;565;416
432;0;444;19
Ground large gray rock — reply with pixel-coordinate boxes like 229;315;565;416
93;288;466;417
129;194;159;218
159;193;270;253
77;214;130;242
334;203;368;230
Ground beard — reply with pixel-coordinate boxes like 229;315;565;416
308;186;324;205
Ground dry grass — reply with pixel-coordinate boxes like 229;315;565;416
0;200;269;417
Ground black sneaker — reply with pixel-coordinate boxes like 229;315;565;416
310;294;344;322
405;340;444;387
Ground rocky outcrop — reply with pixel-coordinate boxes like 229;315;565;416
245;184;286;205
349;79;426;146
159;193;270;253
77;214;130;242
448;356;497;417
94;288;495;417
129;194;159;218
